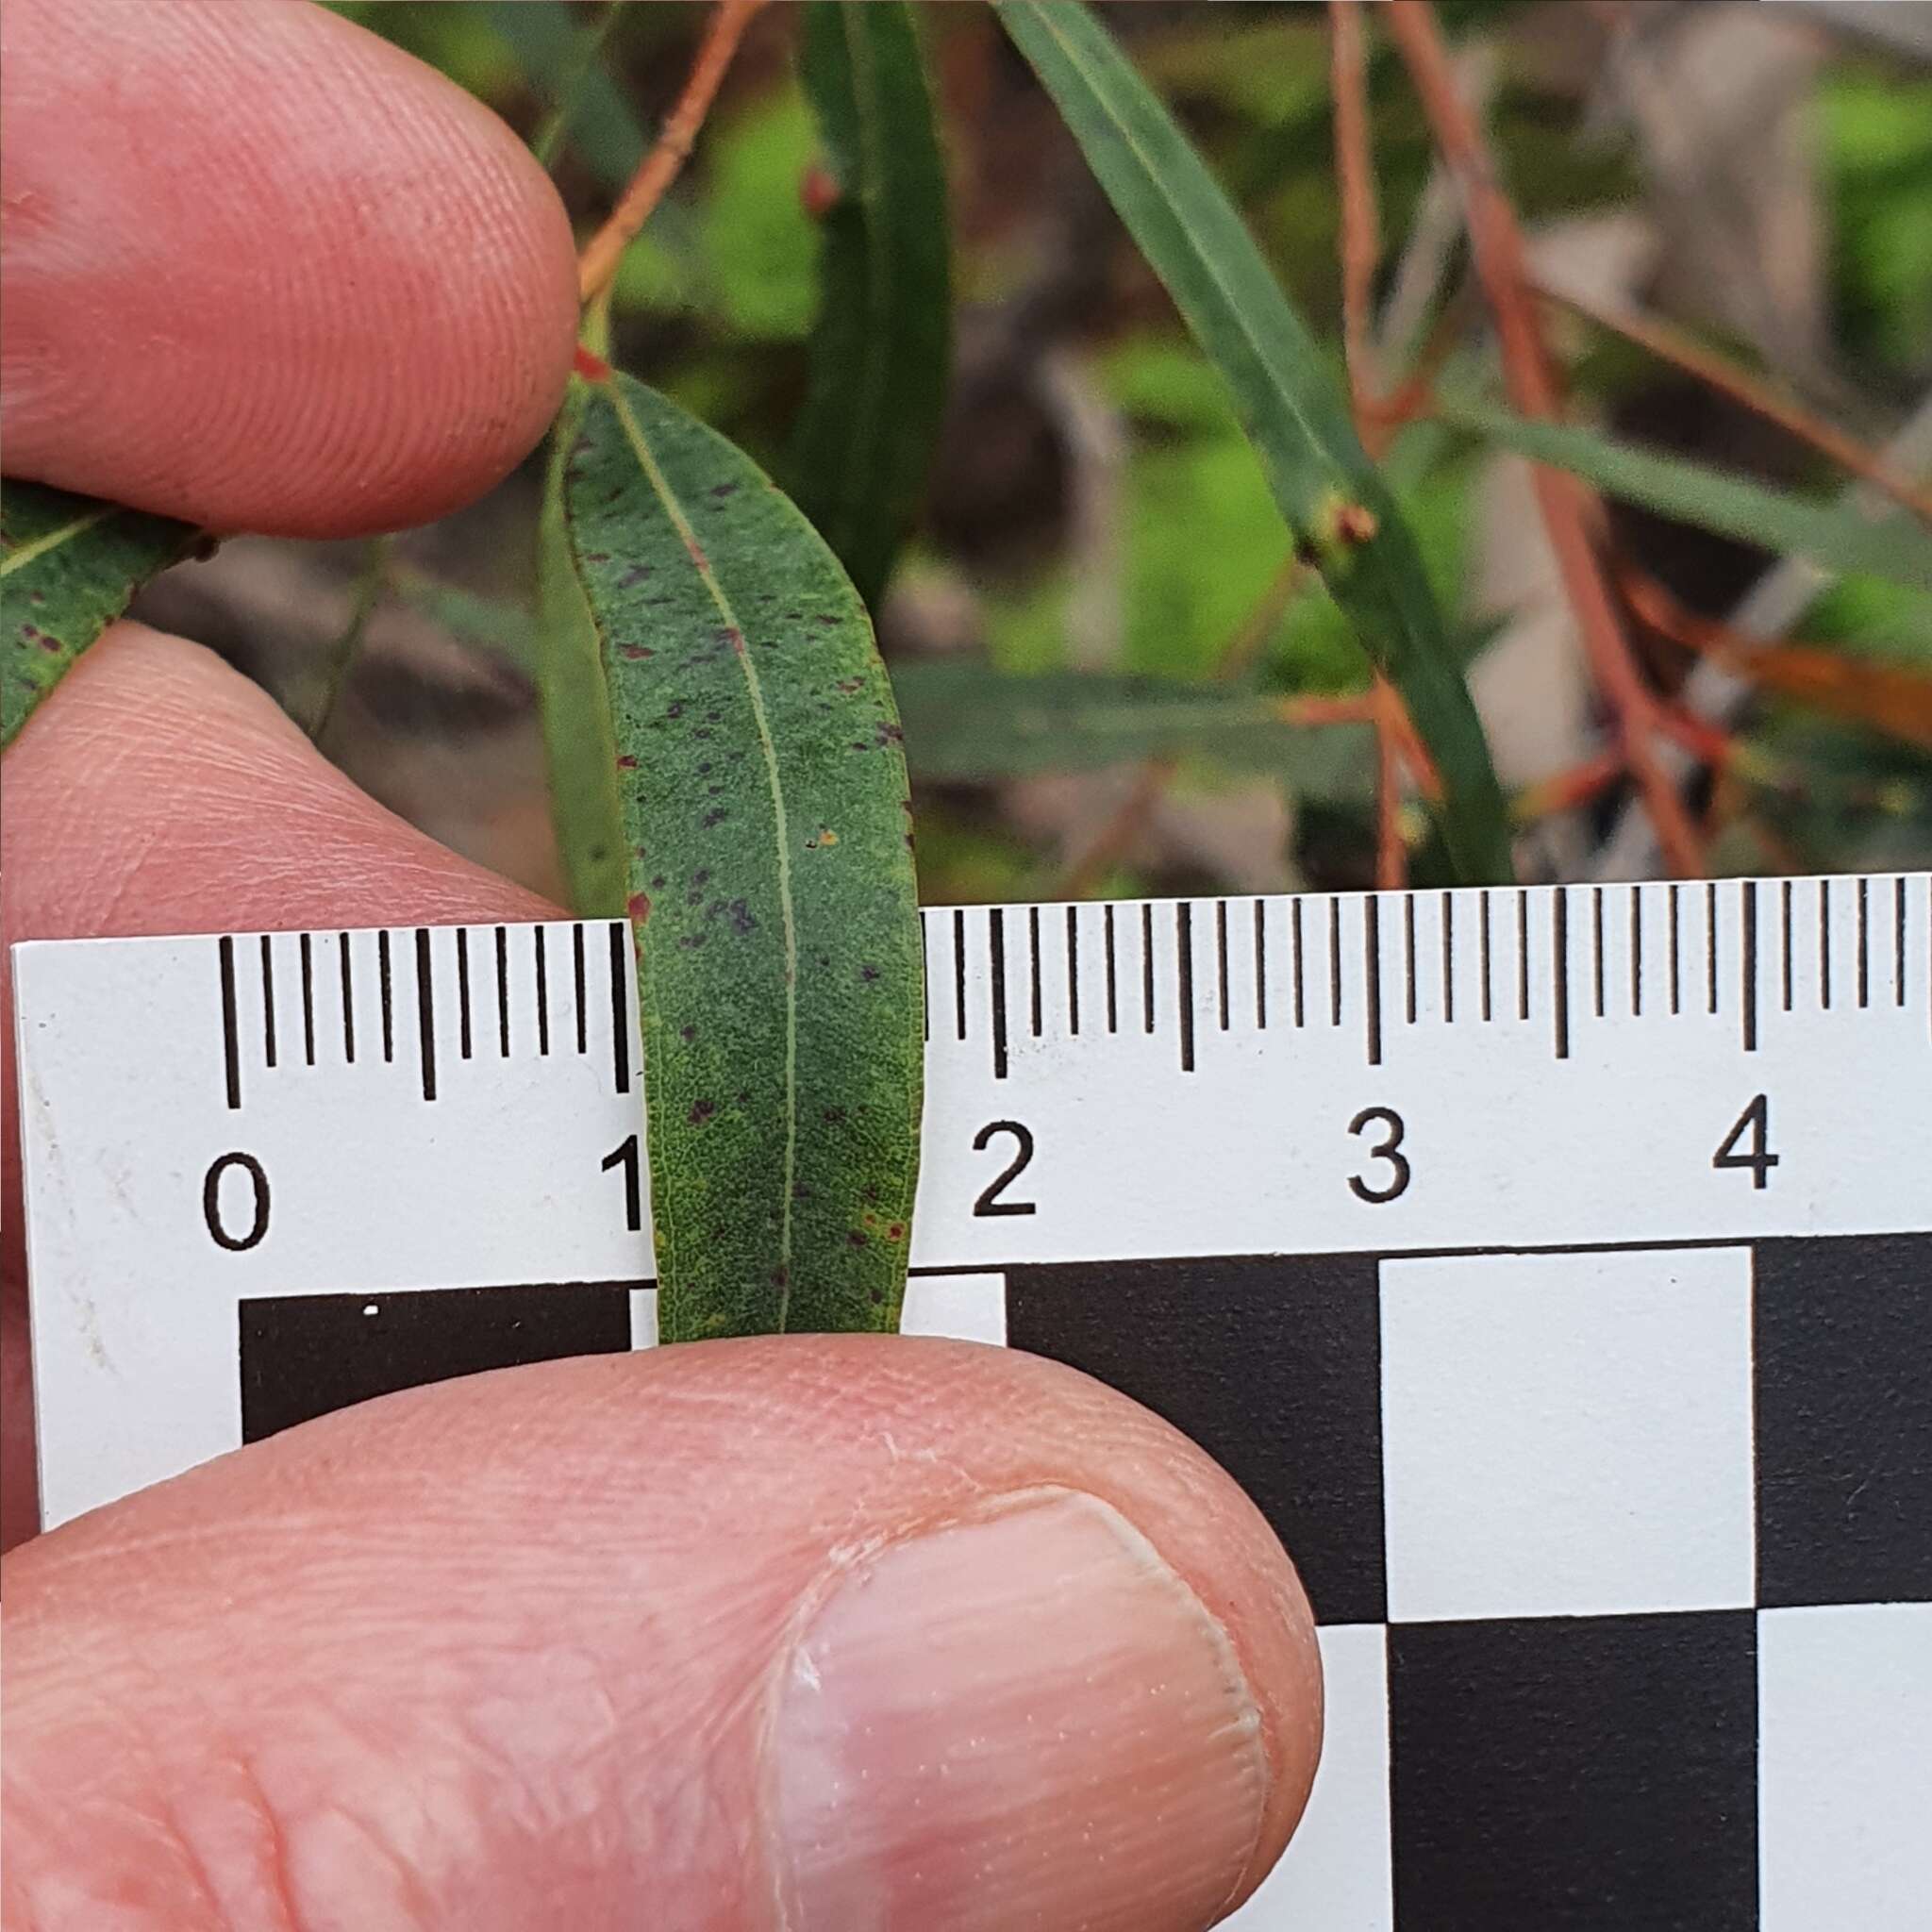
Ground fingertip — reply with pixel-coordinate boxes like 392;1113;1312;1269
0;0;580;536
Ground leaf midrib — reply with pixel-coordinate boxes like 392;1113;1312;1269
601;379;801;1325
0;505;113;579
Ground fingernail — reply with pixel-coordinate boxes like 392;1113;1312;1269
771;1488;1271;1931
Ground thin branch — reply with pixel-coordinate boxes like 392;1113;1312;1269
1386;0;1705;878
576;0;769;306
1533;278;1932;525
1622;565;1932;754
1591;386;1932;879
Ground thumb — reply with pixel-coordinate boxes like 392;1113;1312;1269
2;1335;1322;1931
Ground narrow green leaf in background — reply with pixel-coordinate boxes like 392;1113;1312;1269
997;0;1512;883
484;0;643;187
893;660;1375;791
1;480;194;749
564;371;924;1340
787;0;953;609
1433;391;1932;595
539;384;629;917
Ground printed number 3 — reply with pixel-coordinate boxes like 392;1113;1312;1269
1348;1107;1410;1204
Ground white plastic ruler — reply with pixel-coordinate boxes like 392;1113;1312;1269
13;874;1932;1929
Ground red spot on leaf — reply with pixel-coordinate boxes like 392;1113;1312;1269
626;891;652;924
574;343;612;381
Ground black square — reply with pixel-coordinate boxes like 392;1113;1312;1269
1005;1254;1385;1623
240;1281;638;1442
1755;1232;1932;1607
1390;1611;1758;1931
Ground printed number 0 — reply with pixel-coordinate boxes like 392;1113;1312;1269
973;1121;1038;1217
203;1152;271;1251
1348;1107;1410;1205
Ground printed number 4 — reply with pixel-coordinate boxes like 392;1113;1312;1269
1713;1093;1779;1191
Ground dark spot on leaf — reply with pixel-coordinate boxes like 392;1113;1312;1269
652;874;667;890
869;1286;884;1307
680;1024;696;1041
666;701;685;719
727;900;756;935
874;723;904;746
847;1230;868;1248
620;643;654;659
703;808;727;828
822;1107;847;1124
835;677;864;695
886;1224;905;1242
709;483;738;499
618;563;654;587
693;728;714;741
678;933;708;950
817;614;839;627
859;964;879;982
772;1266;790;1290
582;552;610;564
689;1098;716;1125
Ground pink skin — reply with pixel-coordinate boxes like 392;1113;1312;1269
0;5;1324;1926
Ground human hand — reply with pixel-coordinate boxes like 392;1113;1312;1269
0;3;1321;1927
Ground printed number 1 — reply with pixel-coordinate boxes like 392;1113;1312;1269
603;1132;642;1231
1713;1093;1779;1190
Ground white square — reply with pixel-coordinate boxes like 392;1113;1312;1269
1222;1624;1392;1931
898;1272;1008;1345
1760;1603;1932;1932
1380;1247;1755;1622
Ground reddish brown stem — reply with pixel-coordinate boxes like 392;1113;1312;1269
1513;750;1624;824
577;0;769;305
1386;0;1705;878
1534;280;1932;526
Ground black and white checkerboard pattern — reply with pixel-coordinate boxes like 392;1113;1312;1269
239;1231;1930;1930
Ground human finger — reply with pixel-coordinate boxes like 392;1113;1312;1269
0;0;579;536
3;1334;1321;1930
1;622;553;1548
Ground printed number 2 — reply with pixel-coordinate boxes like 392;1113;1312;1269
973;1121;1037;1217
1713;1093;1779;1191
1348;1107;1410;1204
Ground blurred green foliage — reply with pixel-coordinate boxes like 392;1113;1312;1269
329;0;1929;893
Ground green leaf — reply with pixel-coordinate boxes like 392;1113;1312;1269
786;1;953;608
2;481;194;749
563;372;923;1340
539;389;629;917
996;0;1511;883
895;660;1374;790
1434;391;1932;595
483;0;642;187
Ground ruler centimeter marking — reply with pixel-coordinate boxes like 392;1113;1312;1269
202;875;1932;1112
14;871;1929;1542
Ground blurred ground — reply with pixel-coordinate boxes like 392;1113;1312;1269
132;0;1932;904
